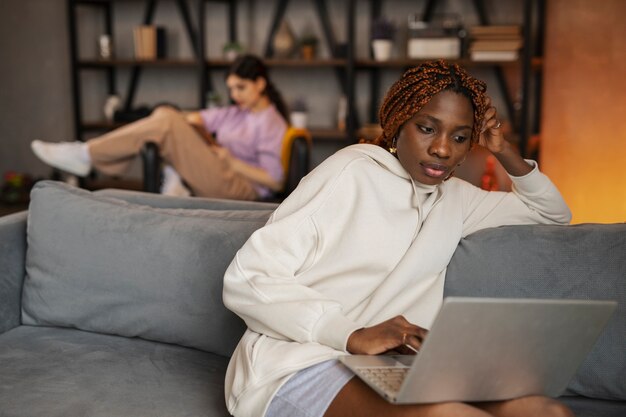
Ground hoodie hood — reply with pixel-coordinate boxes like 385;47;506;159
346;143;440;208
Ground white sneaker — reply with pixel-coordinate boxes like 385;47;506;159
160;165;191;197
31;140;91;177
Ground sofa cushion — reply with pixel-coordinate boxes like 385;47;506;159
22;181;273;357
0;325;231;417
96;188;279;211
445;223;626;401
559;395;626;417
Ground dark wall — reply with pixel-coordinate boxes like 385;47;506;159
0;0;73;178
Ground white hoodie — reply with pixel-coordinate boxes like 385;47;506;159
222;144;571;417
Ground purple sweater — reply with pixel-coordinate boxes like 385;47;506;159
200;105;287;198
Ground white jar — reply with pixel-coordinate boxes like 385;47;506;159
372;39;393;61
290;112;308;129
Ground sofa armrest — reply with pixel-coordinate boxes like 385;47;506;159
0;211;28;334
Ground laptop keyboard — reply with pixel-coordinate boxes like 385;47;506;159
358;367;409;397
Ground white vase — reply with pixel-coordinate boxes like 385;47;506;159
291;112;308;129
224;49;240;61
372;39;393;61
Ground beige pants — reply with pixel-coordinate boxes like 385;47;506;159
88;106;258;200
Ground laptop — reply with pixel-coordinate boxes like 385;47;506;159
339;297;616;404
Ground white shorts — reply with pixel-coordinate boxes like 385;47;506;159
265;359;355;417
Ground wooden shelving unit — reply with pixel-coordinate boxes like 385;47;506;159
68;0;545;156
68;0;236;140
259;0;545;154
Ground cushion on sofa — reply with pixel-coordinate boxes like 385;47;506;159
0;325;231;417
22;181;273;357
445;223;626;401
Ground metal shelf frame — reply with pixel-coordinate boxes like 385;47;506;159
68;0;545;154
67;0;237;140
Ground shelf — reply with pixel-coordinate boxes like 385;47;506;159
203;58;349;68
78;57;535;70
78;59;199;68
265;58;348;68
78;58;352;69
355;58;522;68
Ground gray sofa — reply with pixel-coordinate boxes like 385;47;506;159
0;181;624;417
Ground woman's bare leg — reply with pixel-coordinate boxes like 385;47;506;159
325;379;573;417
474;395;574;417
324;378;494;417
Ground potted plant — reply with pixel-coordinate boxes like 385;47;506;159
290;97;308;128
222;41;244;61
371;17;396;61
299;34;319;60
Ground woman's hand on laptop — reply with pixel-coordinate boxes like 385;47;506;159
347;315;428;355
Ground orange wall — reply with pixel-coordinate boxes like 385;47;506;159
541;0;626;223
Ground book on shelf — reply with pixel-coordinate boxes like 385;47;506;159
470;50;519;62
470;39;523;51
468;24;522;61
133;26;150;60
133;25;166;60
468;25;521;37
407;37;461;59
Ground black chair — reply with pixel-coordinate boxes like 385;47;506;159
140;128;312;201
141;142;161;193
267;131;312;202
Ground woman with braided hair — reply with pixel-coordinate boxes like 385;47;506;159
223;60;572;417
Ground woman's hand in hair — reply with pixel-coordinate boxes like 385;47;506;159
479;96;533;177
346;316;427;355
478;96;507;154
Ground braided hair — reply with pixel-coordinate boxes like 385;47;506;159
227;54;290;124
372;60;488;152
